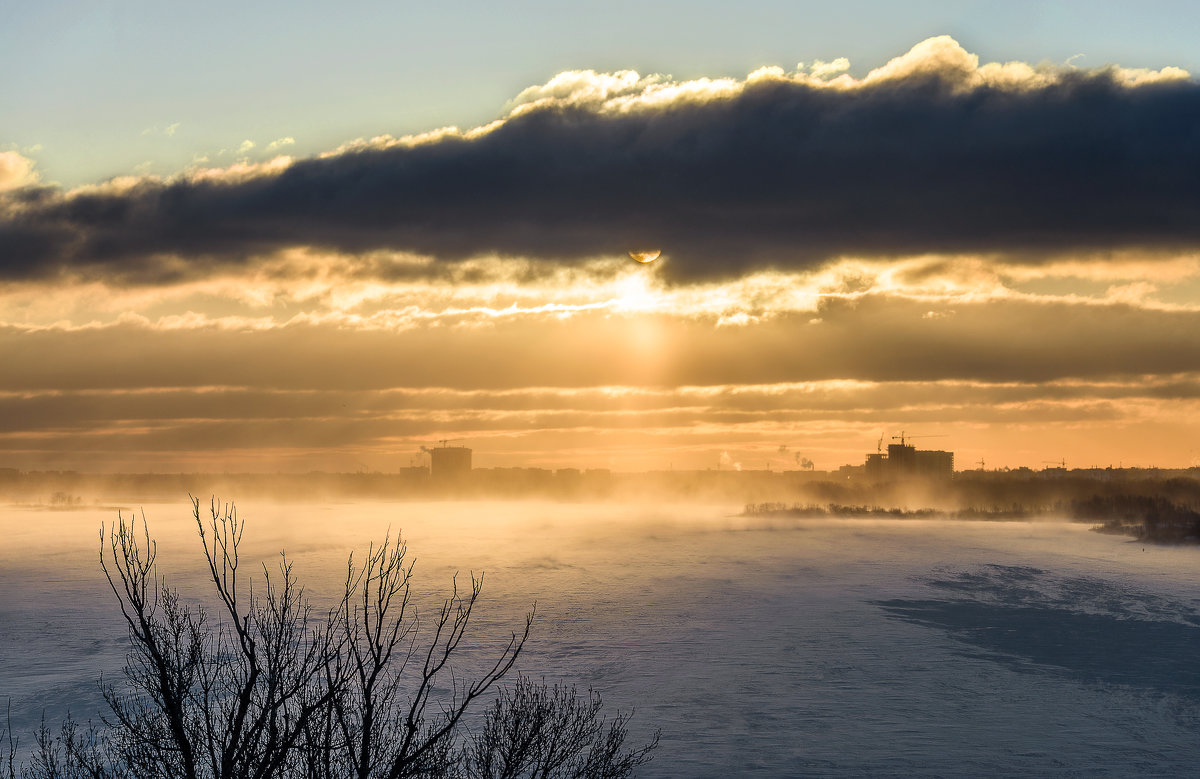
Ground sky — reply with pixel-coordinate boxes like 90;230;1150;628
3;2;1200;473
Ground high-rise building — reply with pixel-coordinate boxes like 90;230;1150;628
864;442;953;480
430;445;472;485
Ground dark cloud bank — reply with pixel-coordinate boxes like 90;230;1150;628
4;54;1200;282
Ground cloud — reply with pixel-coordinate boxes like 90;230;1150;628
4;293;1200;395
140;123;182;137
2;368;1199;470
0;152;40;192
266;136;295;152
805;58;850;80
4;281;1200;469
2;36;1199;283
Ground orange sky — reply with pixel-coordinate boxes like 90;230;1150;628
3;38;1200;473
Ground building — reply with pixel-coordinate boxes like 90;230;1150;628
864;440;954;481
429;445;472;485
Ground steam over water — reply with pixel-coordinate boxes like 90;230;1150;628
3;501;1200;776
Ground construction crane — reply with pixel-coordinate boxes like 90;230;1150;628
976;458;985;470
420;438;464;458
890;432;947;446
1043;459;1066;469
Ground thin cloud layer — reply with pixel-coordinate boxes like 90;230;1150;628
2;36;1199;282
4;296;1200;392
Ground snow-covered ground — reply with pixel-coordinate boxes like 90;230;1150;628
2;500;1198;776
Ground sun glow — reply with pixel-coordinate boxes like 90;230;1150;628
611;273;660;312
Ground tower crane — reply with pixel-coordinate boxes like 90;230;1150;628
890;432;947;447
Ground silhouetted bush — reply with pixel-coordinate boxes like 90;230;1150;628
465;677;658;778
1;498;657;778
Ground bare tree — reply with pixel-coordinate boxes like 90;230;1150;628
1;701;15;779
323;535;531;779
96;500;345;779
2;498;656;778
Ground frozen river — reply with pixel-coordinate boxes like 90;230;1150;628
2;500;1199;776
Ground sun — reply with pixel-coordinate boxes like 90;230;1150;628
628;249;662;264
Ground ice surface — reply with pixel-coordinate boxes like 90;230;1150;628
2;502;1198;775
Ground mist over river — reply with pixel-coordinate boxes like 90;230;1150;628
2;500;1199;776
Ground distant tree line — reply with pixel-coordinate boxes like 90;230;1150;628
742;503;1031;520
1067;494;1200;544
1;498;657;778
5;467;1200;513
744;495;1200;544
